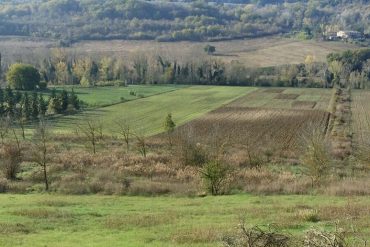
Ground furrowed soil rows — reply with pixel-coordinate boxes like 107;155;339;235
179;107;328;159
228;88;331;110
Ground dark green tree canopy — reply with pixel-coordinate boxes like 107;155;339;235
204;45;216;55
6;63;41;90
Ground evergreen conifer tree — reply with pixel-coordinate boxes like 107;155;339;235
0;88;4;116
31;92;39;120
22;92;31;121
39;94;47;117
69;89;80;110
4;87;15;117
60;90;69;112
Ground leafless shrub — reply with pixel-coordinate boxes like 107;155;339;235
0;143;21;180
77;120;103;154
223;223;292;247
31;119;51;191
300;129;332;187
304;227;348;247
115;118;131;152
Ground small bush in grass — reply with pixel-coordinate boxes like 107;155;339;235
177;141;208;167
200;160;230;195
297;209;320;223
304;227;348;247
129;90;136;96
222;223;292;247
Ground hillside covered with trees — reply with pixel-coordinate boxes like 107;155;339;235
0;0;369;43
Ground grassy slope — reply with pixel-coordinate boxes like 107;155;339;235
0;194;368;247
49;86;256;135
50;85;185;107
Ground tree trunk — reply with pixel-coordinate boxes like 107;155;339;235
43;163;49;191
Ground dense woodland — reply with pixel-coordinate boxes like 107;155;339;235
0;0;369;43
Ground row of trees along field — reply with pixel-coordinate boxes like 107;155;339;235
0;0;368;43
0;48;369;89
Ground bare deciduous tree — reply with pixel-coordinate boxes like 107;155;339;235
77;120;103;154
32;118;51;191
0;143;22;180
115;119;131;152
300;129;332;188
133;128;147;158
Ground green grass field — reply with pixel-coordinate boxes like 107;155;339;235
0;194;368;247
50;85;185;107
48;86;256;135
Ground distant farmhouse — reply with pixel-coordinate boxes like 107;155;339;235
337;31;364;40
324;30;364;41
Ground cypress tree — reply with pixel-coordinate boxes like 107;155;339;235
48;88;59;114
60;90;69;112
0;88;4;116
69;89;80;110
50;88;57;99
4;87;15;117
14;91;22;105
47;97;58;115
22;92;31;121
39;94;47;117
31;92;39;120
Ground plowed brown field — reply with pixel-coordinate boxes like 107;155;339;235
175;88;332;159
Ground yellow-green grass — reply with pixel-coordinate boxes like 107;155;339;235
228;88;332;111
48;86;256;135
0;194;368;247
352;90;370;146
0;36;359;69
72;37;359;67
49;85;186;107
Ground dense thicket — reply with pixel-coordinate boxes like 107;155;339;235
0;0;368;42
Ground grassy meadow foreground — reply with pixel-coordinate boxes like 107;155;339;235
1;85;369;246
0;194;369;247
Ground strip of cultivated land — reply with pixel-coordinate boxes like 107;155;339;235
71;37;358;68
352;90;370;147
0;194;368;247
49;86;257;135
175;88;332;159
0;37;359;68
51;84;187;107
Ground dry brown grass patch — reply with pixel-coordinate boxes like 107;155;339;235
263;89;285;93
275;94;300;100
291;101;317;109
318;202;370;221
0;223;32;234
